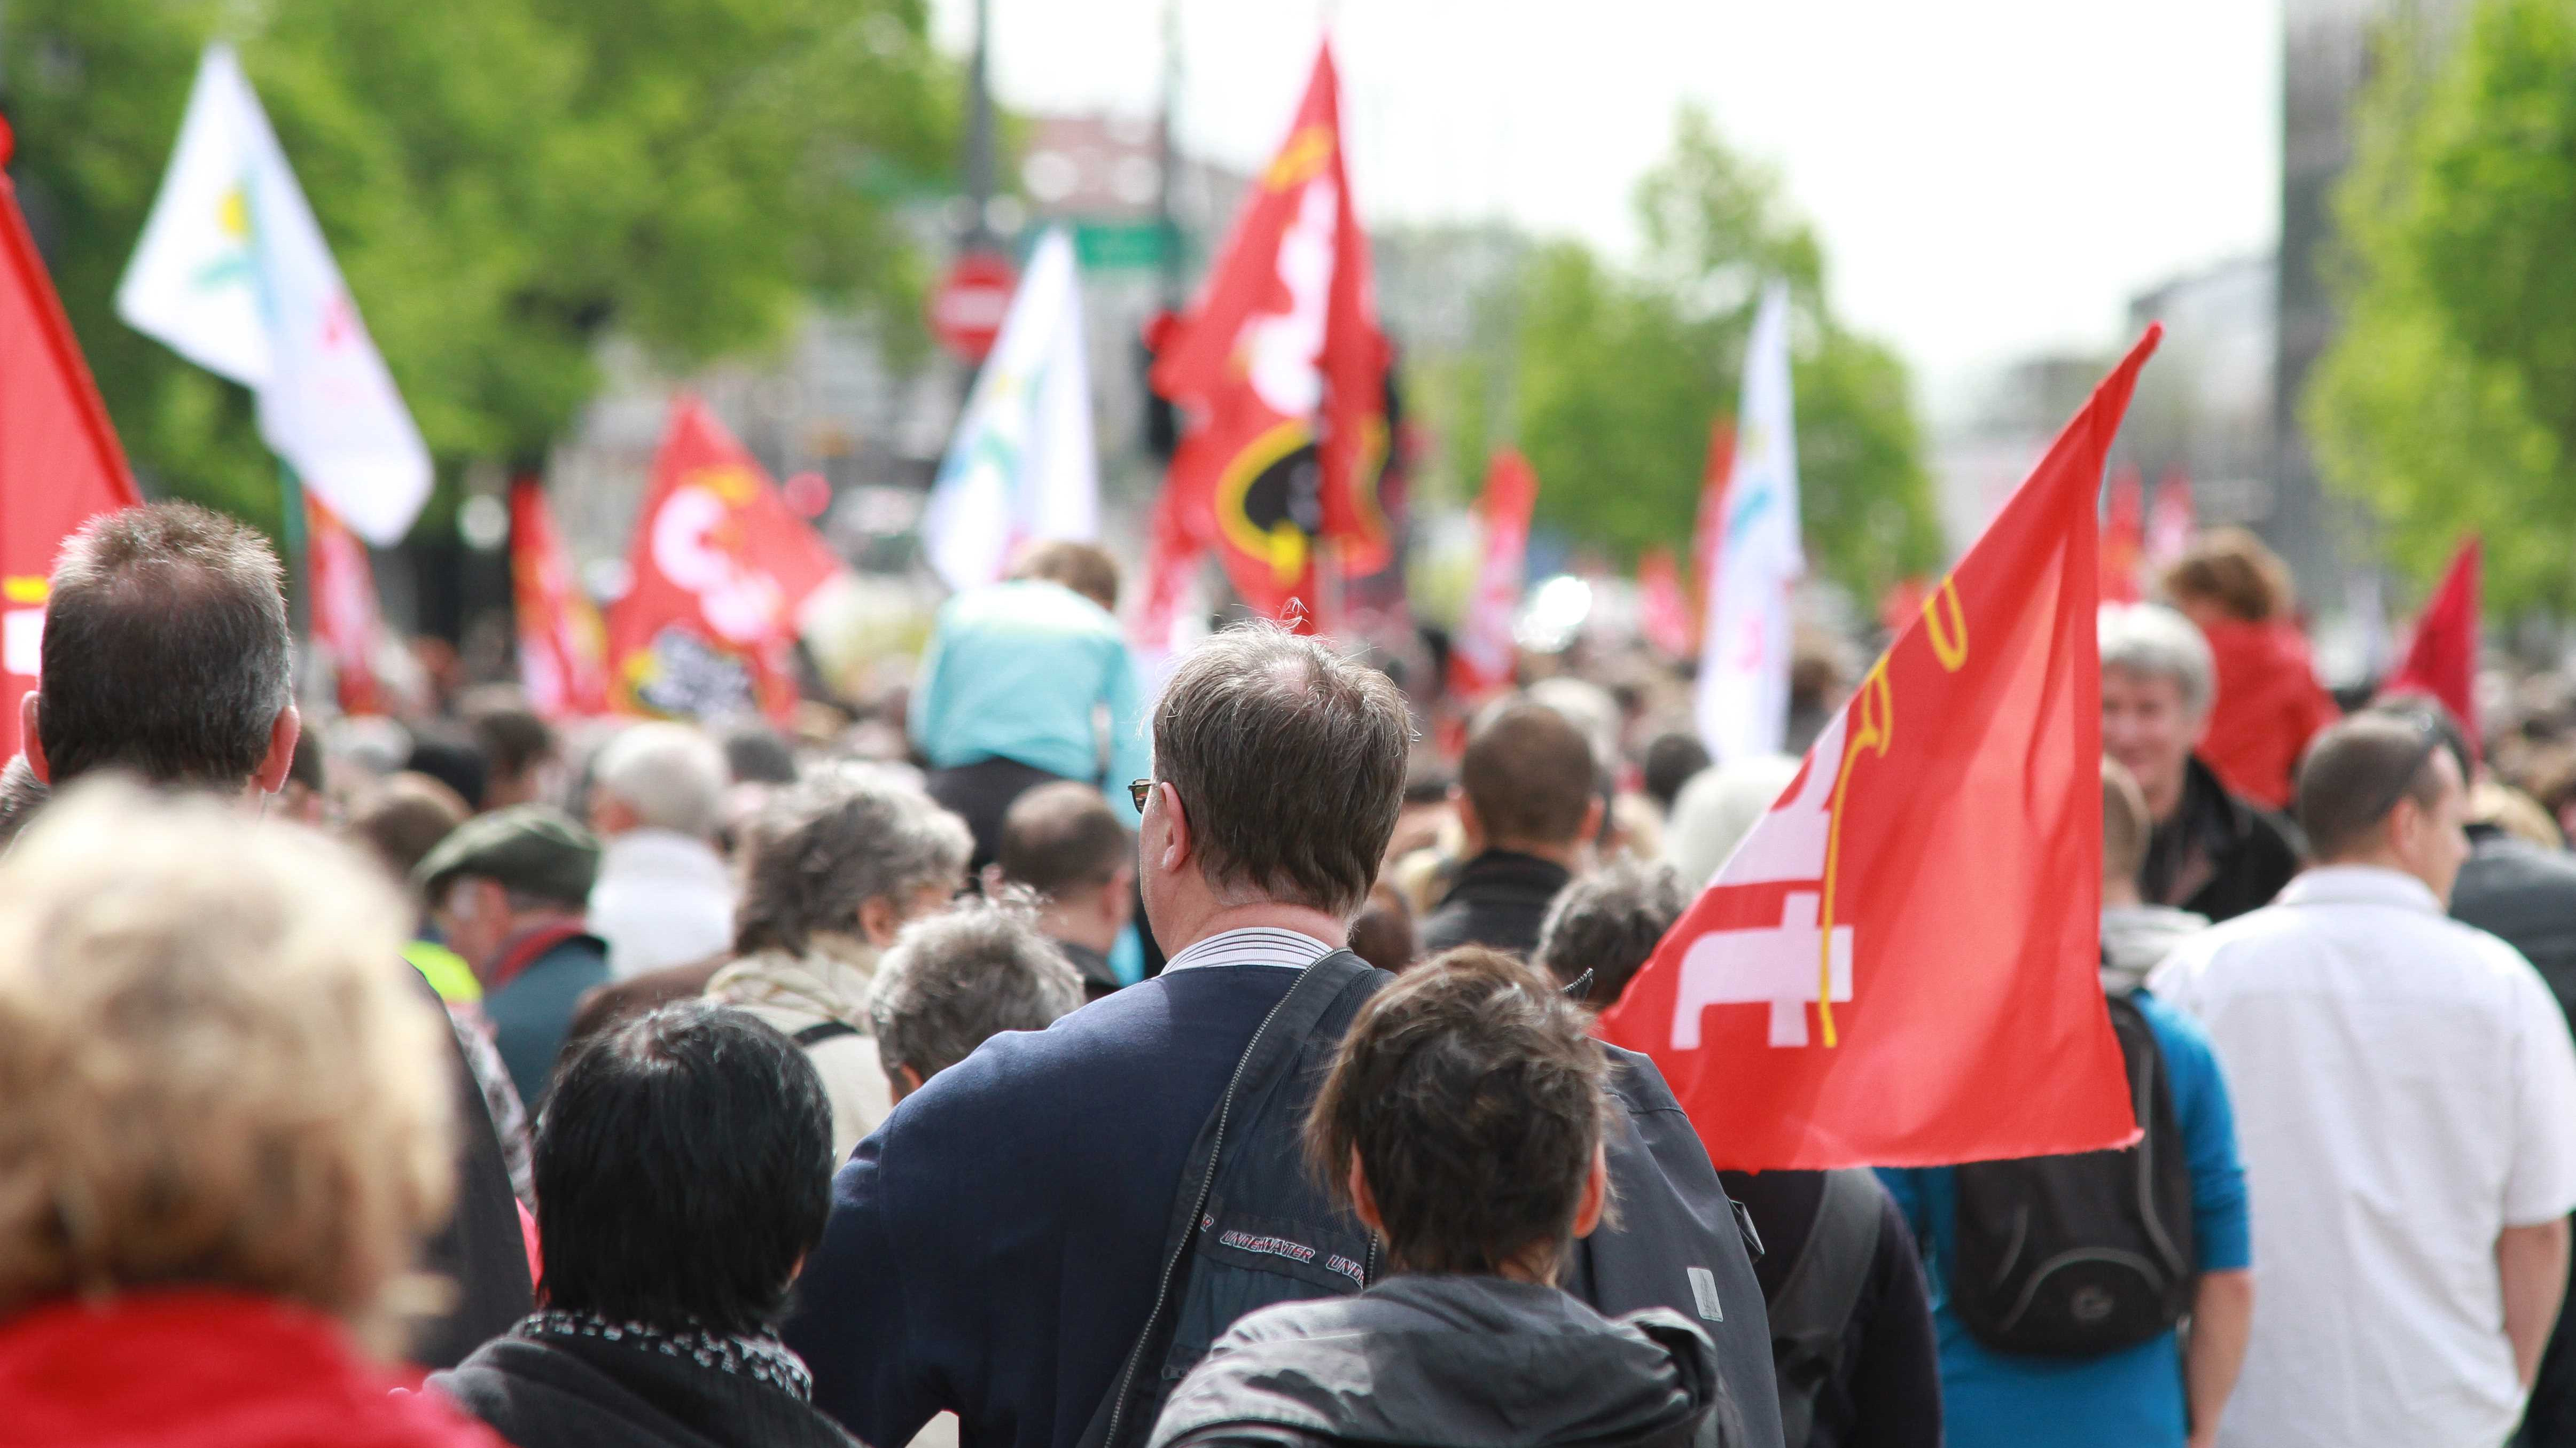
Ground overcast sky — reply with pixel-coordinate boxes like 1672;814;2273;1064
932;0;2283;419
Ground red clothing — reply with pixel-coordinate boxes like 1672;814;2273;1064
2195;617;2340;810
0;1290;508;1448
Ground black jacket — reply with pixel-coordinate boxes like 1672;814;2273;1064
2140;756;2302;925
1148;1274;1738;1448
432;1315;859;1448
411;967;535;1368
1419;850;1574;959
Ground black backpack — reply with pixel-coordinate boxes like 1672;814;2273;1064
1946;991;2193;1357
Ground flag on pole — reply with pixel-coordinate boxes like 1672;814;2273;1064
1598;327;2163;1171
510;480;610;719
1447;450;1538;701
1638;547;1693;661
1147;43;1391;622
0;114;144;757
605;397;843;725
116;45;432;545
2145;467;2196;574
1695;284;1802;761
304;496;385;714
2101;465;2144;604
2379;537;2482;754
922;228;1097;592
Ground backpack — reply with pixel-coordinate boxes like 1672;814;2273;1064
1765;1170;1884;1448
1946;991;2194;1357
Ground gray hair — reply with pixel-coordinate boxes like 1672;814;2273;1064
733;763;972;957
1535;859;1693;1006
1152;623;1412;918
869;898;1084;1083
2099;602;2215;721
593;722;730;838
1662;754;1802;888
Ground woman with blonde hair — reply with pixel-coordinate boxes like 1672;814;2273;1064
0;781;501;1448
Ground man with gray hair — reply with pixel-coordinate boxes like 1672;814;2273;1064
586;720;738;979
2099;601;2301;923
870;898;1084;1100
789;623;1788;1448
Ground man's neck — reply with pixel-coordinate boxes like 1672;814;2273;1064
1159;900;1347;958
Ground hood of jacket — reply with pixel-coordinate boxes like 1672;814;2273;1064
705;933;878;1031
1146;1273;1730;1448
2101;903;2209;994
429;1311;854;1448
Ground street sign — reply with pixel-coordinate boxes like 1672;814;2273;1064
1074;221;1172;273
930;251;1017;361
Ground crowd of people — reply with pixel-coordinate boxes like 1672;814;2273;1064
5;501;2576;1448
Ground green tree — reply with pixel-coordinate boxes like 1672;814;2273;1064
2306;0;2576;613
3;0;956;536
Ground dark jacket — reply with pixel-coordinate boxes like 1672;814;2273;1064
431;1314;858;1448
1148;1274;1737;1448
484;928;611;1108
2140;756;2301;925
1418;850;1574;959
412;966;535;1369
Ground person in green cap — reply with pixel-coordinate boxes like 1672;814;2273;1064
417;804;610;1108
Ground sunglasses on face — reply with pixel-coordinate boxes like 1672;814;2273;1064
1129;779;1152;813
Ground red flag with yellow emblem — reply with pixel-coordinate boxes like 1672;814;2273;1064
1597;329;2162;1170
510;479;611;719
1147;43;1390;622
605;396;841;724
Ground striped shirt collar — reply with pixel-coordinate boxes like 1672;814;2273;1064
1161;927;1338;973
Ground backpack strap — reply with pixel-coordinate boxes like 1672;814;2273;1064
790;1020;860;1048
1768;1169;1884;1448
1075;950;1380;1448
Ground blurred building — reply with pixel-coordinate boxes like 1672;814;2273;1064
1932;352;2109;556
2122;254;2276;529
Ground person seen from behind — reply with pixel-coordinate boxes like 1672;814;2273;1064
994;780;1138;999
2099;602;2301;923
2152;713;2576;1447
1419;701;1603;958
870;897;1086;1101
1148;947;1743;1448
586;722;737;981
0;782;499;1448
2159;528;2339;811
418;806;610;1110
431;1001;860;1448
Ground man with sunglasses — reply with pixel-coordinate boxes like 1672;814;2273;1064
2153;713;2576;1448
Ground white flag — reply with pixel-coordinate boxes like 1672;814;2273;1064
117;45;432;546
1695;283;1804;760
922;228;1098;592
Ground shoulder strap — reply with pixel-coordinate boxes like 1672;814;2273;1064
1075;951;1381;1448
1768;1169;1884;1448
791;1019;860;1047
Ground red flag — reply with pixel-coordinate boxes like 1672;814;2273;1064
1148;44;1391;622
605;397;842;724
2100;465;2144;604
1690;420;1737;623
1447;450;1537;701
1638;547;1693;660
305;497;385;715
1597;328;2163;1171
0;115;142;757
2145;467;2195;572
2379;537;2481;755
510;480;611;719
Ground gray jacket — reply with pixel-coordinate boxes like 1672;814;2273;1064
1148;1273;1738;1448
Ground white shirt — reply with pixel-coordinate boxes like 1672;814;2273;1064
2151;865;2576;1448
587;828;737;980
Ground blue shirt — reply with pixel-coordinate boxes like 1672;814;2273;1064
1877;991;2250;1448
907;580;1150;816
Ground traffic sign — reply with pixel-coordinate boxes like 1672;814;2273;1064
930;251;1017;362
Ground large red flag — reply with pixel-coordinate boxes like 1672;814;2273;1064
1447;450;1537;701
1597;328;2161;1170
605;397;842;724
2100;465;2144;604
305;496;385;715
0;115;142;756
1148;44;1391;622
2380;536;2481;755
510;479;610;719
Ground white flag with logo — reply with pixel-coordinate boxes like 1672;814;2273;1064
922;228;1098;593
1695;282;1804;760
117;44;432;546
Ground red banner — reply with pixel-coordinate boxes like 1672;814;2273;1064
1690;419;1736;616
1597;329;2161;1170
2101;465;2144;604
604;396;841;724
2380;537;2481;755
305;496;384;715
510;480;610;719
0;116;143;757
1147;43;1391;622
1448;450;1537;701
1638;547;1693;661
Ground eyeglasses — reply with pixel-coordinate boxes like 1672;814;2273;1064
1129;779;1153;813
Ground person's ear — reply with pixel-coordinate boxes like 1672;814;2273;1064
19;692;47;785
889;1063;924;1102
253;704;301;796
1155;781;1192;875
1345;1152;1386;1238
858;895;904;947
1572;1143;1610;1240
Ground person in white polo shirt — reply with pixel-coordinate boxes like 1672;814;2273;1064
2153;711;2576;1448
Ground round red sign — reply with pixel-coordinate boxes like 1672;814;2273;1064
929;251;1018;362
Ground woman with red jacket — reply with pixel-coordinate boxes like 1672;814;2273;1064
2160;528;2341;813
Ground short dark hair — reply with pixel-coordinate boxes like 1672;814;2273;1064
1009;541;1121;612
405;732;490;813
1640;731;1712;815
1309;948;1611;1277
719;722;800;786
1534;859;1691;1005
534;1002;833;1335
2297;713;2452;862
347;772;470;890
998;781;1133;895
37;503;291;788
2367;695;2474;782
1461;703;1596;847
1152;624;1410;918
463;692;557;784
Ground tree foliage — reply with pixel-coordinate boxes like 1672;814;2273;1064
3;0;956;536
2307;0;2576;613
